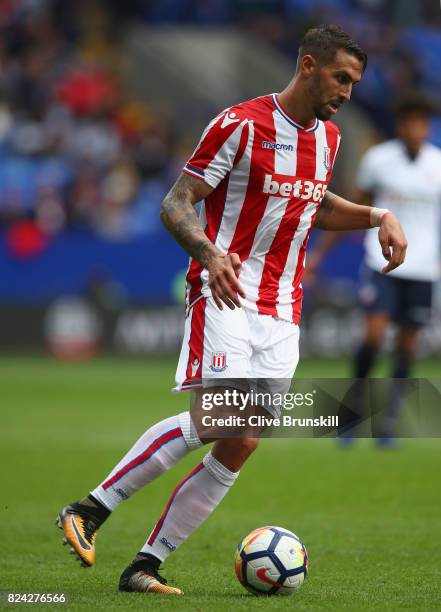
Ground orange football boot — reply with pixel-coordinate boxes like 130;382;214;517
55;502;104;567
119;555;183;595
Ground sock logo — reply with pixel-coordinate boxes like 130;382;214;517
115;488;129;500
160;536;177;551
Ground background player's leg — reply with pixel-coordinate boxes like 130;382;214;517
354;312;389;378
340;312;389;442
379;325;418;440
138;439;258;562
355;269;395;380
90;411;202;511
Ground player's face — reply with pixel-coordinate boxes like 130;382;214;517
307;50;363;121
396;113;430;154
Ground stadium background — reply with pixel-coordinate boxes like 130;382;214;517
1;1;441;610
1;0;441;358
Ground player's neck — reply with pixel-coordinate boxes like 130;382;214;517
402;142;423;161
277;82;316;130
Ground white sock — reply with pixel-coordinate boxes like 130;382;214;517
141;451;239;561
91;412;202;511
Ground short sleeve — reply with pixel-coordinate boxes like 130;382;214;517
183;109;248;189
356;149;378;192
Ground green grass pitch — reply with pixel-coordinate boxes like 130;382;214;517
1;355;441;610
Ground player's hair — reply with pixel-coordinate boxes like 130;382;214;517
393;92;435;118
298;24;367;72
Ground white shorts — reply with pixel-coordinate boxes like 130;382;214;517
174;297;300;407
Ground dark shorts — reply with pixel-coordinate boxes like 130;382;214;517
358;267;433;328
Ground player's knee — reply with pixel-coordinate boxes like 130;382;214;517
364;330;384;350
237;437;260;456
396;327;419;355
365;314;389;348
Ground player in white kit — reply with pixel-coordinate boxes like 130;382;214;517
308;93;440;444
55;25;407;595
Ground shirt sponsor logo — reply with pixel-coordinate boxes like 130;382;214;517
262;173;327;201
261;140;294;151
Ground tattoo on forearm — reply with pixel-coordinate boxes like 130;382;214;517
321;191;337;212
160;173;218;266
314;190;337;228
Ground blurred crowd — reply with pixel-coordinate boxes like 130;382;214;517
0;0;183;249
1;0;441;248
145;0;441;133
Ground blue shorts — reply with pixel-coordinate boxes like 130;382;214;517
358;267;433;328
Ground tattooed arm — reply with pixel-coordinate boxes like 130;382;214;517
314;191;376;230
312;191;407;273
160;172;245;310
160;173;217;264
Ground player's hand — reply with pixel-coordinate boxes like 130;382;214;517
207;252;246;310
378;213;407;273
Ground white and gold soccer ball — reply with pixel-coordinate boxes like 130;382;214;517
234;526;308;596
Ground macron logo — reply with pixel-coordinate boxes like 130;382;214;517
221;112;240;128
262;140;294;152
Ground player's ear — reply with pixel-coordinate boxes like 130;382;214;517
299;54;317;77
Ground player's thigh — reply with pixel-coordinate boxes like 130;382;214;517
250;317;300;417
396;278;433;330
360;269;397;313
175;297;252;391
359;269;395;344
251;318;300;380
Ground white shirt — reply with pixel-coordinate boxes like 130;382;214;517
357;139;441;281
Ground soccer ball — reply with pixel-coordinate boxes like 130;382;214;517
234;526;308;596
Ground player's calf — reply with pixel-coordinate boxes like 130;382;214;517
211;436;260;471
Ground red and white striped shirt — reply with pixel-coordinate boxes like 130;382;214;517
183;93;341;324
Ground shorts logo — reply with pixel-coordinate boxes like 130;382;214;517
191;358;200;377
210;351;227;372
323;146;331;170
